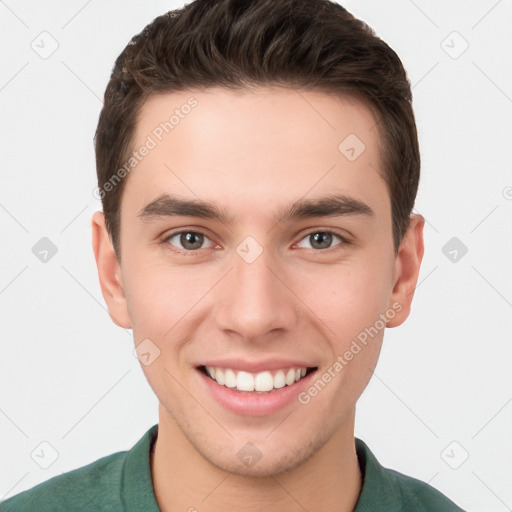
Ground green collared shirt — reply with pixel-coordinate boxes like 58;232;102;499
1;424;466;511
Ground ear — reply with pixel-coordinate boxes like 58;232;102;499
386;214;425;328
91;211;131;329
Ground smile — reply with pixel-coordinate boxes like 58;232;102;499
201;365;314;393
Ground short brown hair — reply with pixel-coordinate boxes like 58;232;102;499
95;0;420;258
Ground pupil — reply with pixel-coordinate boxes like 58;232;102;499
311;232;331;249
182;232;203;250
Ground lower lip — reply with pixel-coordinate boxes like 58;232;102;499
197;368;316;416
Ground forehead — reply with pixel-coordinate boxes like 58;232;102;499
122;86;387;222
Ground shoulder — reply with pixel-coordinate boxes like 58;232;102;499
355;438;466;512
0;450;127;512
385;467;466;511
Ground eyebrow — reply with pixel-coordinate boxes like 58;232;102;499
137;193;374;224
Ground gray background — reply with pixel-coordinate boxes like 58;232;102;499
1;1;511;510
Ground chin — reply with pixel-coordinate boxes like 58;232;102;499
205;450;307;478
196;428;332;478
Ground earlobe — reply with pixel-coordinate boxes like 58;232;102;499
91;211;132;329
386;214;425;328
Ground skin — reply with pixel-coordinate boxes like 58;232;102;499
92;87;424;512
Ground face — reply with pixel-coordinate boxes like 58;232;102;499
93;87;423;476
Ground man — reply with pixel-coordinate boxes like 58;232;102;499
1;0;466;510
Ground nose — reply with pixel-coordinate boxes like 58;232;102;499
214;245;300;343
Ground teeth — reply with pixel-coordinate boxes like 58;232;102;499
224;369;237;388
237;371;255;391
216;368;225;386
285;368;296;386
273;370;286;389
254;371;273;392
204;365;309;392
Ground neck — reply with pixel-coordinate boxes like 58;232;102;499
151;406;362;512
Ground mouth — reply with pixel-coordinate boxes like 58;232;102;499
198;365;318;394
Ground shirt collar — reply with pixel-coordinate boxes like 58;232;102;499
121;425;398;511
353;437;401;511
121;423;161;511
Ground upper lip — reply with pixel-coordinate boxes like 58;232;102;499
196;358;318;373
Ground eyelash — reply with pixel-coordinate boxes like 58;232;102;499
160;228;349;256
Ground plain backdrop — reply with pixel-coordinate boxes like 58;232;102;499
1;1;511;511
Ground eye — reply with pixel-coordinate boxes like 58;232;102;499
296;230;345;250
163;230;215;253
161;228;347;254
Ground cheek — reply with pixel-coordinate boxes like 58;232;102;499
122;257;178;333
294;263;391;412
298;258;393;343
122;262;204;394
122;258;216;344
